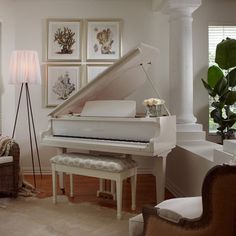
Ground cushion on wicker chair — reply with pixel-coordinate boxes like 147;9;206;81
0;156;13;164
0;139;20;198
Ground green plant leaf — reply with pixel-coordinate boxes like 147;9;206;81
222;110;236;128
221;120;230;130
214;76;228;96
225;91;236;105
210;108;222;124
228;67;236;87
207;65;224;88
211;101;224;109
201;79;216;97
226;117;236;128
215;38;236;70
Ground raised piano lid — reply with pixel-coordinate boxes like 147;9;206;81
49;43;159;118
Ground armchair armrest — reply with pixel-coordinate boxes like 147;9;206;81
0;142;20;197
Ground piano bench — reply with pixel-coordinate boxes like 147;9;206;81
50;153;138;220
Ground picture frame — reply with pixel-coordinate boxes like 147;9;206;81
86;19;122;61
46;64;81;107
47;19;82;61
86;64;111;83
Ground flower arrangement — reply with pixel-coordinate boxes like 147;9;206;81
143;98;165;106
143;98;165;117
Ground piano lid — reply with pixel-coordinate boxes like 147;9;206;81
49;43;159;117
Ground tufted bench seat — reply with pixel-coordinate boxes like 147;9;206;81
50;153;138;219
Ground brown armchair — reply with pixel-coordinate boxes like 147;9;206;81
0;141;20;197
142;165;236;236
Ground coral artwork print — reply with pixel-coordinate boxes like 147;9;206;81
54;27;76;54
87;20;121;61
47;20;81;61
94;28;115;55
52;71;75;100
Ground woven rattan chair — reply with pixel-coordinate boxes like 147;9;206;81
142;165;236;236
0;142;20;197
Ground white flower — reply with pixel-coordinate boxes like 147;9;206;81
143;98;165;106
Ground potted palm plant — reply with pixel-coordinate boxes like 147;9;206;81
202;37;236;144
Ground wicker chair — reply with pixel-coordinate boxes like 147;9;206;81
142;165;236;236
0;142;20;197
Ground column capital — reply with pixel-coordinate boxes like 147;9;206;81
152;0;201;14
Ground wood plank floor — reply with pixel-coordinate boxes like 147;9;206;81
24;174;174;214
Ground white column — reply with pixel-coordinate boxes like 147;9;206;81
153;0;201;124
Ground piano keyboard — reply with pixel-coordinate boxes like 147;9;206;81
43;135;153;156
53;135;150;144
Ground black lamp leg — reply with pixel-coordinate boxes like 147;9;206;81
25;83;42;179
12;83;24;139
25;83;36;188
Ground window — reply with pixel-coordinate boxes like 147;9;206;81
208;26;236;133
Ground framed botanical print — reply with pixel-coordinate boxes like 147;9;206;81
86;19;122;61
47;19;82;61
86;64;111;83
46;64;81;107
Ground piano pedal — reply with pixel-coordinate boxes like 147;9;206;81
61;188;65;195
97;191;115;200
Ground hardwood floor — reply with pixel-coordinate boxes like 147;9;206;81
24;174;174;214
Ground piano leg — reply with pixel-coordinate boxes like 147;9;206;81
111;181;116;200
97;178;105;196
153;154;167;204
130;170;137;210
52;165;57;204
57;148;66;194
70;174;74;197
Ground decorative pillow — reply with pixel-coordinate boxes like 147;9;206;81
157;208;182;223
156;197;202;223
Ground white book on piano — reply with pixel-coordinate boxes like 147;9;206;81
80;100;136;118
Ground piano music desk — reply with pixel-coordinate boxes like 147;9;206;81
50;153;138;219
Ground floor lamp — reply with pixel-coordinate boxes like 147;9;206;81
9;50;42;188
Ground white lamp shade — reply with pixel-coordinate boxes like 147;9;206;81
9;50;41;84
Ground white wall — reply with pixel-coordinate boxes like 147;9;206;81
1;0;170;172
0;0;16;136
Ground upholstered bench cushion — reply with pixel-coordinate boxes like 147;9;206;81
50;153;138;173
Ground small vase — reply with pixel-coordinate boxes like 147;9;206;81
145;105;162;117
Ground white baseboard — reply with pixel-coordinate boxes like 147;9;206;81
137;167;153;174
23;167;153;175
23;168;51;175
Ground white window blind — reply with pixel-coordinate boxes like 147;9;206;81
208;26;236;65
208;25;236;132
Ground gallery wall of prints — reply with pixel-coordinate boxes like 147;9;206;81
45;18;122;107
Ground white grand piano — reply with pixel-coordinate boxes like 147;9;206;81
41;43;176;203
